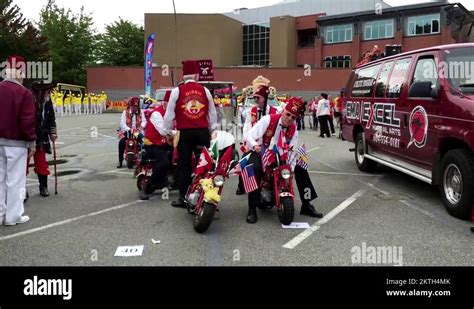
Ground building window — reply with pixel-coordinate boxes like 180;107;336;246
325;24;352;44
324;56;351;68
242;23;270;66
364;19;394;40
407;14;440;36
298;29;317;48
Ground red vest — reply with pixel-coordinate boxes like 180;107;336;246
145;106;167;146
175;82;209;130
251;105;278;126
262;114;296;148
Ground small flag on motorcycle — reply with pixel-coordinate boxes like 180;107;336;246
261;147;275;172
241;163;258;193
296;143;309;170
195;148;213;175
210;141;219;160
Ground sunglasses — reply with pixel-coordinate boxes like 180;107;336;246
285;112;297;120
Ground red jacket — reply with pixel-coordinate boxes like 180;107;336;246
0;80;36;147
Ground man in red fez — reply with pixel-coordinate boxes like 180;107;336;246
140;90;176;200
243;97;323;223
163;60;217;208
0;55;35;225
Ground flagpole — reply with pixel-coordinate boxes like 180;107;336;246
172;0;178;87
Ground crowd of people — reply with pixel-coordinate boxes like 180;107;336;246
51;90;107;116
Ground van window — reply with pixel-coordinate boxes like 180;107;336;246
375;61;393;97
351;64;382;98
412;56;438;87
442;47;474;94
387;58;412;98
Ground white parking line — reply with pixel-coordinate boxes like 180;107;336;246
0;200;145;241
282;175;385;249
283;189;366;250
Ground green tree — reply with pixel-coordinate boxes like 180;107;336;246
0;0;48;66
38;0;97;85
98;18;144;66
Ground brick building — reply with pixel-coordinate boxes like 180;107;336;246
87;0;474;100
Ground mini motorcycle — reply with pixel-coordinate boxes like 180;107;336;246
125;130;141;169
259;147;295;225
135;147;178;193
185;130;238;233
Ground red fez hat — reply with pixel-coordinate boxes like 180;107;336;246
163;90;172;102
253;85;269;98
128;96;140;107
285;97;305;115
6;55;25;69
182;60;200;77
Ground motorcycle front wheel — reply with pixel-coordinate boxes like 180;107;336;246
278;196;294;225
193;202;216;233
126;153;134;169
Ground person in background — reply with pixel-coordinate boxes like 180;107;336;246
328;94;336;136
117;97;147;168
317;93;331;138
30;81;58;197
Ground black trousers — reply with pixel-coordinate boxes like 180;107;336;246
177;128;210;198
247;152;318;210
145;144;173;189
328;115;335;134
318;115;331;137
312;112;318;130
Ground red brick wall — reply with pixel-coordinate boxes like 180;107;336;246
87;67;351;92
296;48;316;66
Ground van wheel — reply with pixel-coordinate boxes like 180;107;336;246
439;149;474;219
355;132;377;173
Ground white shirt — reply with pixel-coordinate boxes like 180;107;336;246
244;115;299;150
242;104;273;137
317;99;330;117
150;110;177;137
120;110;147;132
163;79;217;133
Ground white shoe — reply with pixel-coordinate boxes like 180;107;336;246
5;215;30;226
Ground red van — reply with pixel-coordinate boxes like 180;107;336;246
342;43;474;219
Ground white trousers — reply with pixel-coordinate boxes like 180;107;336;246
0;146;27;225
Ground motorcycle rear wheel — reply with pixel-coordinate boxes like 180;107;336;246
193;202;216;233
278;196;294;225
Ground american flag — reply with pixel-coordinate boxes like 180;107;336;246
296;143;309;170
261;147;275;172
241;163;258;193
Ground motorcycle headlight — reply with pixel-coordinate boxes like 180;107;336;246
128;141;134;147
281;169;291;180
213;175;225;187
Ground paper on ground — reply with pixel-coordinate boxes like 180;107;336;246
281;222;311;229
114;245;144;257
